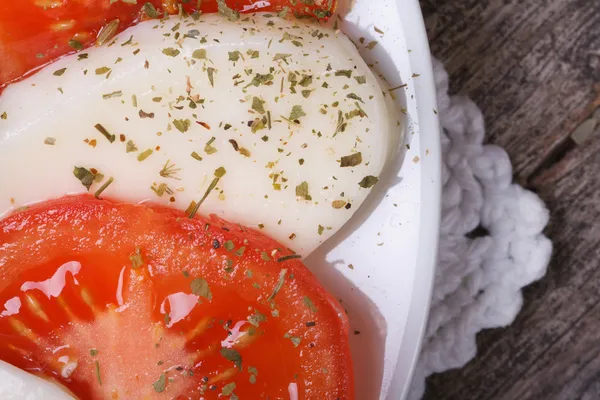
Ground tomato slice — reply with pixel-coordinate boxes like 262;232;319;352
0;0;336;91
0;195;353;399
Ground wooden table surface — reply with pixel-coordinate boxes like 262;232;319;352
419;0;600;399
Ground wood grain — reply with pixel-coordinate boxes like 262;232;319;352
421;0;600;180
419;0;600;399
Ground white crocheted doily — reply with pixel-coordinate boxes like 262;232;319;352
407;58;553;399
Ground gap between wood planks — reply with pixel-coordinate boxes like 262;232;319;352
527;88;600;188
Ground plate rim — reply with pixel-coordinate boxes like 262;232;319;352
386;1;441;398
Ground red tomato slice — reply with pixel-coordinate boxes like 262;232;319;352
0;195;353;399
0;0;336;90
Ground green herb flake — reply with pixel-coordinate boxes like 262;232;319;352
73;166;94;191
245;73;274;88
94;177;114;198
358;175;379;188
250;118;266;133
187;167;226;219
277;6;290;17
295;181;311;201
220;348;242;370
192;49;207;59
126;140;138;153
280;32;303;46
347;93;364;103
173;119;191;133
129;247;144;269
205;138;218;155
277;254;302;262
303;296;318;312
251;97;265;114
137;148;154;162
207;67;216;87
143;2;161;18
268;268;287;301
335;70;352;78
151;183;171;197
261;251;271;261
44;137;56;145
152;373;166;393
68;39;84;50
333;110;347;137
222;382;237;396
191;151;203;161
215;166;227;178
184;201;197;217
228;50;242;62
223;240;235;252
288;105;306;121
94;360;102;386
121;35;134;46
0;112;6;120
354;75;367;84
249;374;257;384
102;90;122;99
53;68;67;76
217;0;240;22
290;336;302;347
89;349;98;357
340;152;363;167
273;53;291;62
332;200;347;209
318;224;325;235
248;311;267;327
95;66;111;75
247;49;260;58
298;75;312;87
190;278;212;300
159;160;180;180
301;90;312;98
162;47;180;57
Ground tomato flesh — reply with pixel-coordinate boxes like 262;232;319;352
0;195;353;399
0;0;336;90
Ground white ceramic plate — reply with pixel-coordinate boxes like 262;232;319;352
0;1;440;398
305;1;441;398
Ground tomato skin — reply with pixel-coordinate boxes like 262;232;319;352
0;0;335;90
0;195;354;399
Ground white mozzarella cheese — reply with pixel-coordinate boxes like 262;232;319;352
0;13;400;256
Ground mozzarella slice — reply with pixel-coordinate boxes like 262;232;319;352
0;360;75;399
0;13;400;256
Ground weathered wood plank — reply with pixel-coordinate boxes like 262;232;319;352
498;292;600;399
420;0;600;179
